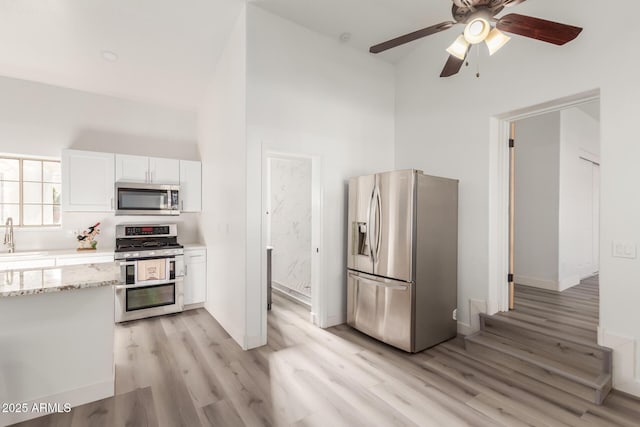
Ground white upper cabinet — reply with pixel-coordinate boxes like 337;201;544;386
150;157;180;185
115;154;148;183
179;160;202;212
62;150;115;212
115;154;179;184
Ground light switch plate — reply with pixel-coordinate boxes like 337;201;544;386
612;240;637;259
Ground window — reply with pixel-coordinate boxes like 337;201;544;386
0;157;61;226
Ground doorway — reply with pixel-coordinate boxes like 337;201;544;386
488;89;601;315
263;152;322;325
511;102;600;292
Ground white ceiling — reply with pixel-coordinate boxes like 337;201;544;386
0;0;244;110
0;0;580;111
251;0;449;63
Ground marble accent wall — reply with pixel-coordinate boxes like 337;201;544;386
269;157;312;297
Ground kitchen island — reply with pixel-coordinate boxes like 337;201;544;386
0;262;120;426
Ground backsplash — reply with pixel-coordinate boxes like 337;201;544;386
5;212;201;252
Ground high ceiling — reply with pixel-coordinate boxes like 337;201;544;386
0;0;244;110
0;0;574;111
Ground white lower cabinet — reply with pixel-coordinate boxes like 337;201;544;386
183;248;206;306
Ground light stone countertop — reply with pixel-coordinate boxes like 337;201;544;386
0;262;121;298
183;243;206;250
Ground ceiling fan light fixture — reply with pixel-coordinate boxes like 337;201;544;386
464;17;490;44
446;34;470;60
485;28;511;55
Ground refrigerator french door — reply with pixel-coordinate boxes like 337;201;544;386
347;169;458;353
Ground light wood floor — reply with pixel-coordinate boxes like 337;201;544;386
505;276;600;343
14;290;640;427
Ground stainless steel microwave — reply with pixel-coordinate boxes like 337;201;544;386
115;182;180;216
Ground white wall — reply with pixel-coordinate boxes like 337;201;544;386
394;0;640;394
0;286;114;426
269;156;312;296
198;7;248;348
514;112;561;289
0;75;200;251
559;106;600;287
246;5;395;330
514;106;600;291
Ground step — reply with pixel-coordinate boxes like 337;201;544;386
480;313;612;375
465;331;612;404
501;310;598;343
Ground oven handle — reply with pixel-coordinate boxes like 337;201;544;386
117;255;178;263
115;279;180;291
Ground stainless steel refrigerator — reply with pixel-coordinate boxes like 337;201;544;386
347;169;458;353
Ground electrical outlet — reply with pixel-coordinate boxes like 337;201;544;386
452;309;457;321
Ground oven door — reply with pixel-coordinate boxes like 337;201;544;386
115;278;184;323
115;182;180;216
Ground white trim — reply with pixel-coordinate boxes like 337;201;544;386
183;302;205;311
261;150;324;333
245;334;265;350
326;313;345;328
0;379;113;426
457;321;474;336
515;275;559;291
558;275;581;291
489;89;601;315
599;328;640;397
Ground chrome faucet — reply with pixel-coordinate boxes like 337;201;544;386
4;217;15;253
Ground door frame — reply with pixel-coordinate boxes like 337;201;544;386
488;89;601;314
261;151;324;326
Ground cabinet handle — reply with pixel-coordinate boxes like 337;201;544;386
181;200;184;211
185;265;188;276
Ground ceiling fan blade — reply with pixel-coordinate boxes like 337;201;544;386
497;13;583;46
503;0;527;7
440;51;468;78
370;21;457;54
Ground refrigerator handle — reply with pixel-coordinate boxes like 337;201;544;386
368;188;377;263
375;186;382;261
348;271;408;291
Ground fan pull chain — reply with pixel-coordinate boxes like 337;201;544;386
476;44;481;78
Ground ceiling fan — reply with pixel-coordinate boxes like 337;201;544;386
369;0;583;77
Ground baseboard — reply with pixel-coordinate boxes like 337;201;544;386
326;313;345;328
515;275;559;291
559;275;581;291
184;302;205;311
0;379;113;426
457;321;474;336
599;327;640;398
245;334;265;350
310;311;319;326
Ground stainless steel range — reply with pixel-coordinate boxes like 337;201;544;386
114;224;184;323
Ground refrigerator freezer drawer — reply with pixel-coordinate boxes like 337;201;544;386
347;270;413;352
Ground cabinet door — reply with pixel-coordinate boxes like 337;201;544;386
62;150;115;212
184;249;206;305
179;160;202;212
115;154;148;183
149;157;179;184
